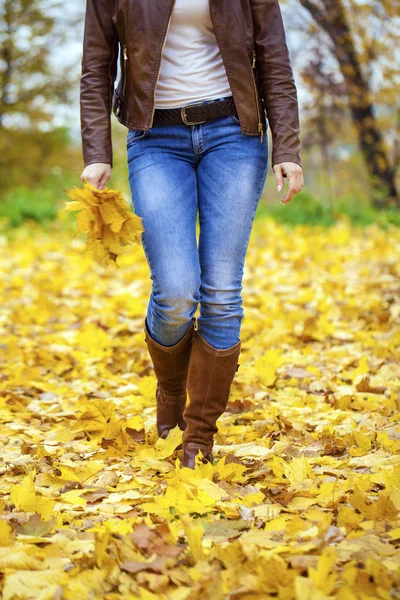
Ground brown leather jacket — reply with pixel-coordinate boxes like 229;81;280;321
80;0;303;172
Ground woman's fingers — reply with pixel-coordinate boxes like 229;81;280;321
98;170;110;190
274;163;284;193
273;162;304;204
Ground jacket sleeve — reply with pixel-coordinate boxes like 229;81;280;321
250;0;303;170
80;0;119;168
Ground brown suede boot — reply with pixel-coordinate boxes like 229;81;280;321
144;317;196;442
180;329;241;469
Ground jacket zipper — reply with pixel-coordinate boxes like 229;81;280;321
122;44;128;99
150;0;175;127
114;43;127;116
120;0;129;103
251;50;264;143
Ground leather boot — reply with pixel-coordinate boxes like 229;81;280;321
180;329;241;469
144;317;196;441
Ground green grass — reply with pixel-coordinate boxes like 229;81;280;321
256;190;400;229
0;176;78;229
0;187;60;228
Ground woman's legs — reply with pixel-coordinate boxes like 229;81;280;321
127;124;201;347
181;110;269;467
127;123;201;443
127;104;269;463
196;113;269;349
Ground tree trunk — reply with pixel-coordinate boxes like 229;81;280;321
348;98;398;209
299;0;398;208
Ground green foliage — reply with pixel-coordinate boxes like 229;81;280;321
256;190;400;229
261;190;336;226
0;183;70;228
334;195;378;226
374;207;400;228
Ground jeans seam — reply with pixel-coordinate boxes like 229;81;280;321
141;234;154;274
239;153;269;267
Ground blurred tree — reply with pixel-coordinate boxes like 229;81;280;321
297;0;399;208
300;45;348;207
0;0;76;127
0;0;79;193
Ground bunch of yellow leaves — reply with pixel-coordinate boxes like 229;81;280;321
63;180;144;267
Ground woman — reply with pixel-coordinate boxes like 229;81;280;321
80;0;304;469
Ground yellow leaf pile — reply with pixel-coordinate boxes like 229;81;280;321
0;216;399;599
63;180;144;266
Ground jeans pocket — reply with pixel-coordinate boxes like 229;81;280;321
230;111;240;125
127;128;148;147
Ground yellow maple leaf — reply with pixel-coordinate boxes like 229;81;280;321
285;455;315;484
254;349;285;387
0;521;14;547
72;398;116;434
94;527;111;568
214;455;248;483
180;514;205;563
309;546;338;594
3;569;69;600
10;471;56;519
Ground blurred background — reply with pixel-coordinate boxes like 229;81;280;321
0;0;399;229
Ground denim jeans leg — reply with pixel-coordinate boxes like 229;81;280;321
126;124;201;346
196;114;269;349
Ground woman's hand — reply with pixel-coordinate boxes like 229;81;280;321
80;163;112;190
273;162;304;204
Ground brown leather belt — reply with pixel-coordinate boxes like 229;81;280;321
153;95;237;126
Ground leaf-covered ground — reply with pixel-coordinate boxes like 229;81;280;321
1;217;399;600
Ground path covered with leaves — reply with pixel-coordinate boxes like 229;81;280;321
0;218;399;599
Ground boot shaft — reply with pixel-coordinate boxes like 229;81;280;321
144;317;196;395
182;330;241;459
144;317;196;440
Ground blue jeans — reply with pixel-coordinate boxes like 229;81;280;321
127;96;269;350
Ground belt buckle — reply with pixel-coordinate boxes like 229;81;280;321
181;100;208;126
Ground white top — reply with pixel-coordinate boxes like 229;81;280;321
154;0;232;108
